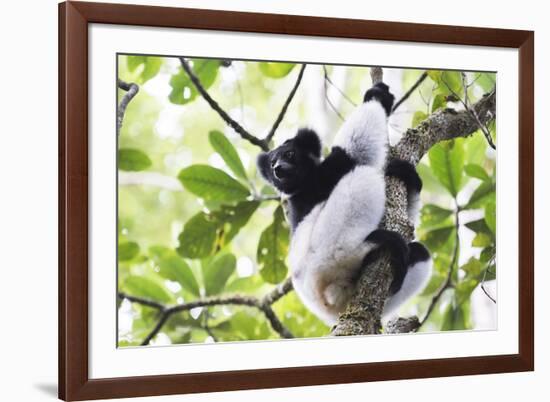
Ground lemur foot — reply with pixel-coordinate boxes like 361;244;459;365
385;158;423;194
364;229;408;294
363;82;395;116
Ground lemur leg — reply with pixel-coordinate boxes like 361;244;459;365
385;159;423;224
383;242;432;317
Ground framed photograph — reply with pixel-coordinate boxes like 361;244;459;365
59;1;534;400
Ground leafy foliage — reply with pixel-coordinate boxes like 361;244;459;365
257;206;290;284
118;148;152;171
169;59;221;104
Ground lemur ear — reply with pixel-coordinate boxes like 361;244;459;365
294;128;322;158
256;152;273;183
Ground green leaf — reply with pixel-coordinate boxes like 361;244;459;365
123;275;173;303
464;132;488;165
464;180;495;209
258;62;295;78
461;258;483;279
480;247;496;264
176;201;259;259
421;226;455;252
485;200;496;234
417;162;446;194
127;56;162;83
257;206;289;284
431;94;447;113
208;130;247;180
157;255;200;296
464;164;490;181
118;148;152;171
428;70;464;97
169;59;221;104
483;264;497;281
412;111;428;127
465;218;493;236
420;204;454;230
441;298;471;331
428;140;464;197
177;212;220;259
475;73;496;92
178;165;250;202
472;232;492;248
456;279;479;305
203;253;236;295
212;201;260;242
148;245;173;260
118;241;140;261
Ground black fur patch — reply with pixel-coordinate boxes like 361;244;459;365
285;146;356;230
363;82;395;116
408;242;430;265
385;159;423;195
294;128;322;158
365;229;408;294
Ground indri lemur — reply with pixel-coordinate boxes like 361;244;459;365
257;82;432;325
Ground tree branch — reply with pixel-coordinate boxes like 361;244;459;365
265;64;307;143
179;58;269;151
443;73;496;150
332;69;496;336
117;79;139;135
119;279;294;345
385;316;421;334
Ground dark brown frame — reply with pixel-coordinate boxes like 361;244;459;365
59;1;534;400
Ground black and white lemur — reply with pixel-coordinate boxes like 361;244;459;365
257;82;432;325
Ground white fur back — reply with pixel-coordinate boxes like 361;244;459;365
288;165;386;324
382;257;432;318
332;101;388;168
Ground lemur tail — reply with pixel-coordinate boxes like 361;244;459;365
385;159;423;224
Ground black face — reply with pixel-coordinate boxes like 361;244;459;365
257;129;321;195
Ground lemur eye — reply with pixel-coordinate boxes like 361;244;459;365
284;150;295;160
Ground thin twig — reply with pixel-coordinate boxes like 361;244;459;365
323;66;357;107
117;79;139;135
119;279;294;345
392;71;428;113
264;64;307;144
203;309;219;342
480;255;497;304
179;58;269;151
323;71;346;121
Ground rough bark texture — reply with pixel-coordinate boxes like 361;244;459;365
385;316;421;334
332;89;496;336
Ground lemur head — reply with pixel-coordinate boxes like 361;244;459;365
257;128;321;195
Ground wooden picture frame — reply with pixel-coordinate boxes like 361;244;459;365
59;1;534;400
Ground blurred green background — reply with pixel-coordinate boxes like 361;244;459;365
117;55;496;347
